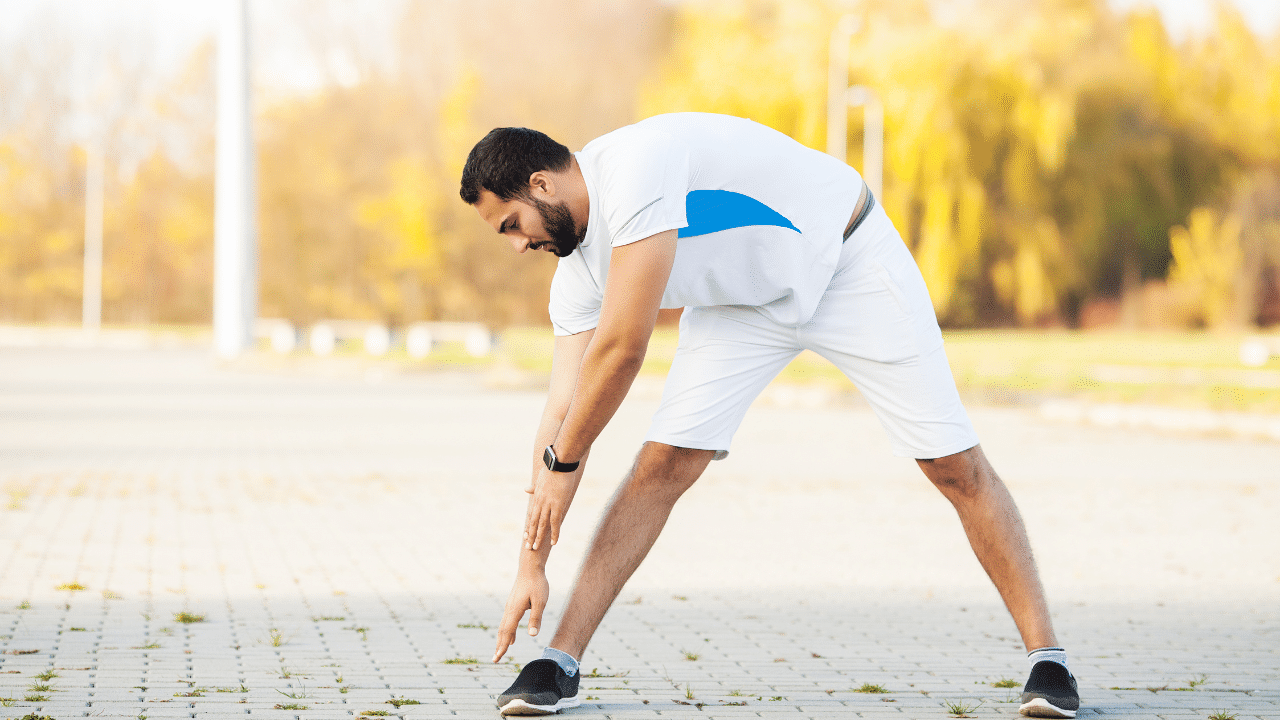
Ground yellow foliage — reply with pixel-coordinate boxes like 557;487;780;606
1167;208;1243;328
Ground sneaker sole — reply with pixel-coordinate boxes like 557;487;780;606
498;696;581;716
1019;697;1077;718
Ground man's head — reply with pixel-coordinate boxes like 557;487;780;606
460;127;586;257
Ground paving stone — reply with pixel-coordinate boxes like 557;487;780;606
0;347;1277;719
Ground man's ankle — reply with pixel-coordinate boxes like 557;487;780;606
541;647;579;677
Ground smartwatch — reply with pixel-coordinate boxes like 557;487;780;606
543;445;580;473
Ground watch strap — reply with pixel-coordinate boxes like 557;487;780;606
543;445;580;473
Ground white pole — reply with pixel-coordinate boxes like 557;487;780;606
826;14;859;160
214;0;258;359
848;86;884;197
82;142;105;333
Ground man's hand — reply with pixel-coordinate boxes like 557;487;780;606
493;565;550;663
524;464;580;551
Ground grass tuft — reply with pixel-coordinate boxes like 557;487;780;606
854;683;889;694
54;583;87;592
173;611;205;624
944;699;983;717
387;697;421;707
991;677;1019;688
442;656;479;665
1207;711;1237;720
274;703;306;710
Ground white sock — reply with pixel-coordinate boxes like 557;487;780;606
1028;647;1070;673
541;647;579;677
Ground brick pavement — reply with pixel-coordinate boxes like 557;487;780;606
0;346;1277;719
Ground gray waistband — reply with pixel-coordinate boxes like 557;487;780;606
842;188;876;242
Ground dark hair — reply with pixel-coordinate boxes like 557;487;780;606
459;127;572;205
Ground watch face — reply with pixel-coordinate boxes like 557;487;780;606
543;445;556;470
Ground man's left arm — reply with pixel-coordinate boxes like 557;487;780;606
524;229;677;551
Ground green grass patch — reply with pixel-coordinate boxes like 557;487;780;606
173;612;205;624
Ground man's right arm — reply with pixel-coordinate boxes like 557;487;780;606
493;328;594;663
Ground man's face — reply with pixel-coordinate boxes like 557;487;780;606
474;190;583;258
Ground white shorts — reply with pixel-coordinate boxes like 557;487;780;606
644;202;979;460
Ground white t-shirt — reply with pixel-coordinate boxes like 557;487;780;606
549;113;863;335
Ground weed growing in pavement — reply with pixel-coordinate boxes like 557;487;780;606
854;683;888;694
457;622;490;630
991;677;1019;688
1189;675;1209;689
268;628;288;647
133;642;161;650
23;693;50;702
0;697;16;706
215;685;249;693
158;627;174;636
387;697;420;707
1148;684;1169;693
345;625;369;641
276;683;308;700
67;627;86;632
311;616;345;622
768;695;784;701
944;699;982;717
442;657;479;665
28;684;53;693
102;590;122;600
274;703;307;710
1207;711;1237;720
727;689;744;696
15;714;53;720
33;671;58;681
359;711;391;716
173;612;205;624
54;582;87;592
583;668;629;678
174;688;207;697
16;601;30;610
335;676;343;684
339;686;350;694
682;651;699;661
684;684;694;700
278;666;295;679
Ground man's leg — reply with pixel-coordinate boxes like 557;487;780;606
549;441;714;659
916;444;1057;650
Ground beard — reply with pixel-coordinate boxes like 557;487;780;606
531;197;584;257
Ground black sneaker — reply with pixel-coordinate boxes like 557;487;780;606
496;658;580;716
1020;660;1080;718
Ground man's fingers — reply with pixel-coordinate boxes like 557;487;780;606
494;599;527;663
531;507;545;550
529;593;546;637
550;504;567;547
493;628;513;663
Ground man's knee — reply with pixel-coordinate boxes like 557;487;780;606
628;442;714;500
917;444;990;500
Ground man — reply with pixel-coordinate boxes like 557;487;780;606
459;113;1079;719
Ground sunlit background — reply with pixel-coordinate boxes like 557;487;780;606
1;5;1278;717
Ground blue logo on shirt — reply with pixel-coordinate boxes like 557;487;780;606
677;190;799;238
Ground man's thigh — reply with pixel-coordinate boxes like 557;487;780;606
644;305;801;460
803;234;978;459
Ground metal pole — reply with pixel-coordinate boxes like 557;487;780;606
82;142;104;333
848;86;884;197
214;0;258;359
826;14;859;160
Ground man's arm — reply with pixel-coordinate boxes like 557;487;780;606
523;229;678;552
493;328;593;663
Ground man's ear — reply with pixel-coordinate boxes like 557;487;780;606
528;171;555;199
